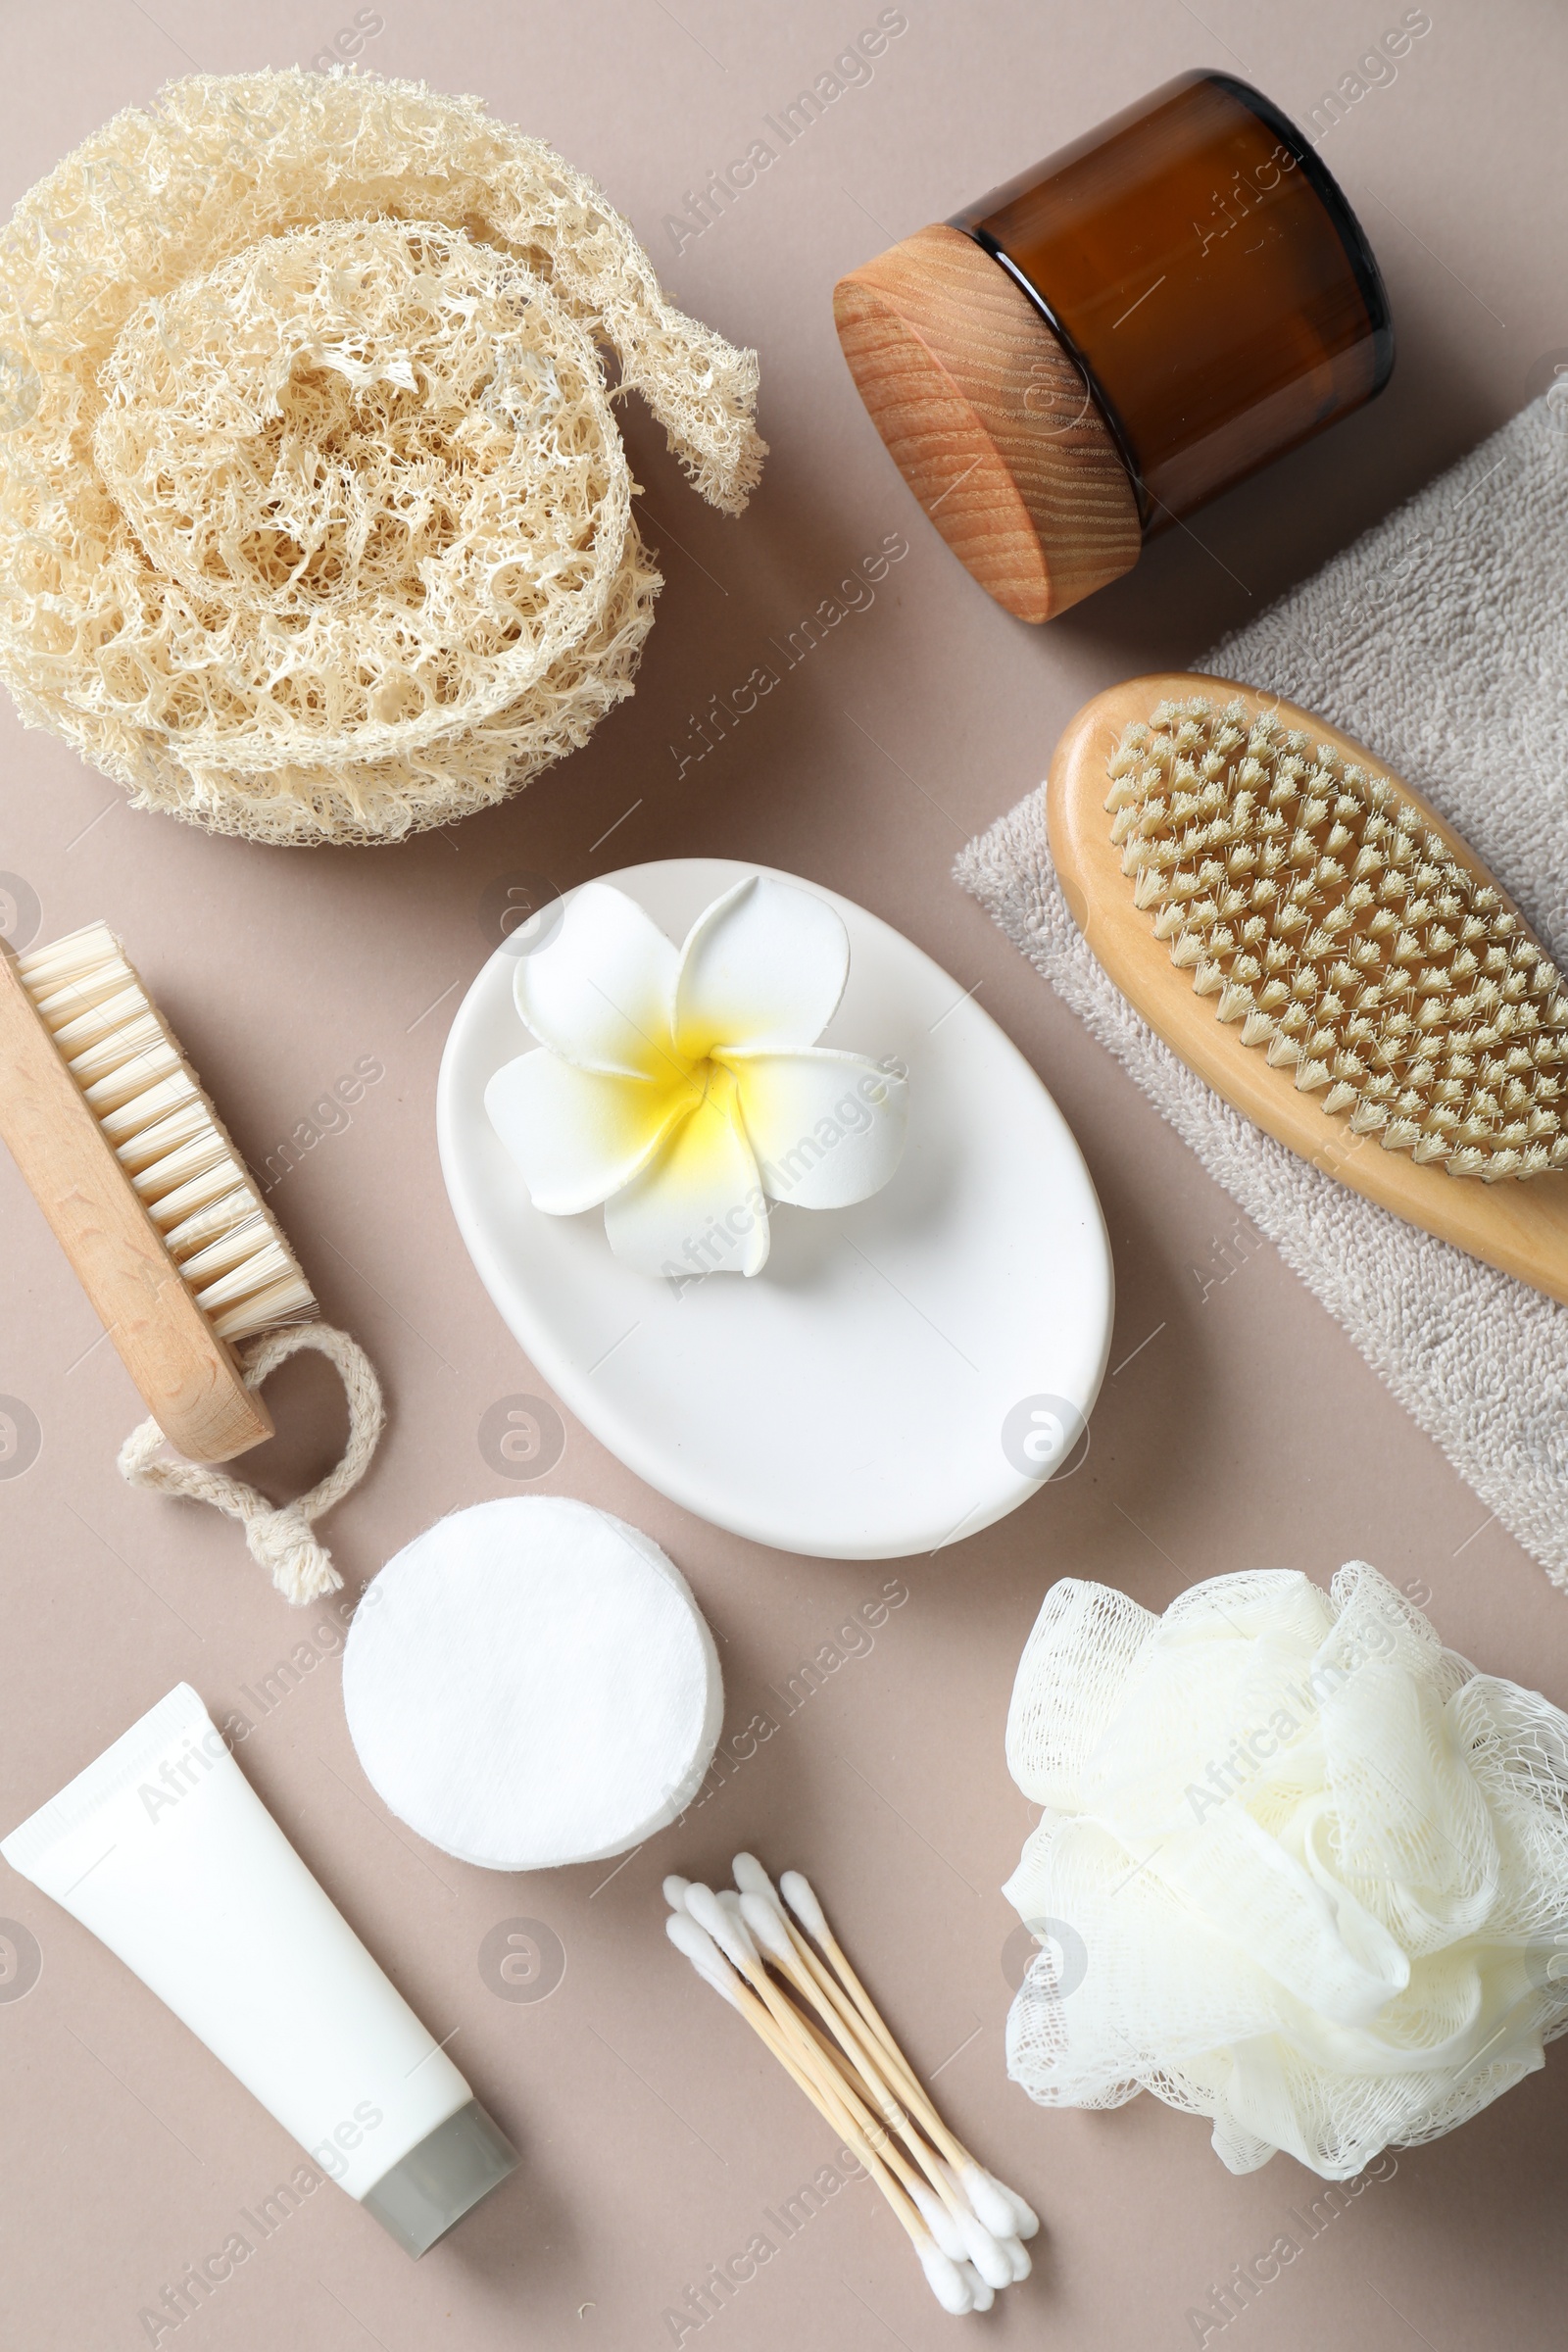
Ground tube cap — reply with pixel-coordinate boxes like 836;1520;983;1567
359;2100;518;2257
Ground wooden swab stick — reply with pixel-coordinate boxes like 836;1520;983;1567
736;1894;1020;2289
778;1867;1037;2244
685;1887;962;2243
737;1859;948;2137
666;1914;906;2201
779;1868;940;2102
680;1892;929;2230
772;1989;971;2240
672;1920;908;2210
734;1858;1028;2238
663;1911;981;2316
666;1863;1036;2300
740;1893;953;2179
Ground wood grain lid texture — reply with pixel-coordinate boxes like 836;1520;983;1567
832;222;1141;625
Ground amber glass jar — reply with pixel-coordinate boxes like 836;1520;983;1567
834;72;1393;622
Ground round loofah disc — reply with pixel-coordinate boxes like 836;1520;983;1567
0;70;764;845
342;1496;723;1871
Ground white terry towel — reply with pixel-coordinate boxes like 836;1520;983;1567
956;394;1568;1591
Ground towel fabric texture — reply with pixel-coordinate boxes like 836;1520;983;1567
956;395;1568;1589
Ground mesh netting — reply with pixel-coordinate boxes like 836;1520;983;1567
0;70;764;845
1003;1564;1568;2177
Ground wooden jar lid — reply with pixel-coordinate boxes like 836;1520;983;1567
832;223;1141;625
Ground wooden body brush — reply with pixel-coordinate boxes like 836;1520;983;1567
1049;676;1568;1303
0;923;314;1461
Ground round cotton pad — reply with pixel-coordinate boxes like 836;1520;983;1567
342;1496;723;1871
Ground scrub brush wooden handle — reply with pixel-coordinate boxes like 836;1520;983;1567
1049;673;1568;1305
0;935;286;1462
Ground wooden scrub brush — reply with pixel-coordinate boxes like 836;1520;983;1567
0;919;315;1461
1049;676;1568;1301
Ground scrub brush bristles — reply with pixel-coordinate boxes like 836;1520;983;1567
14;921;315;1342
1106;699;1568;1182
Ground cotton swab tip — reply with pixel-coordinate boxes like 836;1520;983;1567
778;1868;829;1943
665;1913;747;2009
695;1958;746;2011
999;2233;1031;2283
731;1852;781;1905
906;2179;966;2264
983;2171;1040;2239
738;1889;797;1967
664;1909;718;1968
685;1881;758;1970
662;1874;693;1910
918;2239;974;2316
953;2206;1012;2290
959;2262;995;2314
956;2160;1021;2243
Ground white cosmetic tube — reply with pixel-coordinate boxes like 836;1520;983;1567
1;1684;516;2255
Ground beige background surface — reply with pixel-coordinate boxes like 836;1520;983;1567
4;3;1568;2347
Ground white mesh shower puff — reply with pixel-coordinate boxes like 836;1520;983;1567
0;70;764;845
1002;1563;1568;2178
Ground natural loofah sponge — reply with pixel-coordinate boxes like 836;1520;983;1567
0;70;764;845
1004;1563;1568;2179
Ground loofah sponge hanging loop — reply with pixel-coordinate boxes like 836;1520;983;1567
0;69;765;846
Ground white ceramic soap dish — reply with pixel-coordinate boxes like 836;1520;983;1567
438;858;1112;1559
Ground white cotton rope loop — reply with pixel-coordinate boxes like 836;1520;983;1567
117;1322;385;1604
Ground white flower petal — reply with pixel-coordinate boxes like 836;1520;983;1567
673;873;849;1057
604;1073;769;1279
514;882;683;1079
485;1052;698;1214
728;1048;907;1208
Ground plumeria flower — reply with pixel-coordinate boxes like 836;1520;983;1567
484;874;908;1278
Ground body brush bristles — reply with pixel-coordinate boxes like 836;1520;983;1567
1108;699;1568;1182
16;923;314;1342
0;919;315;1461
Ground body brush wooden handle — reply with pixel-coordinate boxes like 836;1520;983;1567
0;946;272;1462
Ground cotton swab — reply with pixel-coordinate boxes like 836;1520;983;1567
736;1888;1024;2290
778;1866;1039;2245
906;2176;968;2264
664;1909;974;2315
734;1888;1016;2283
696;1896;1007;2307
684;1889;942;2232
670;1896;973;2312
774;1866;1038;2246
662;1860;1041;2317
962;2163;1039;2243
